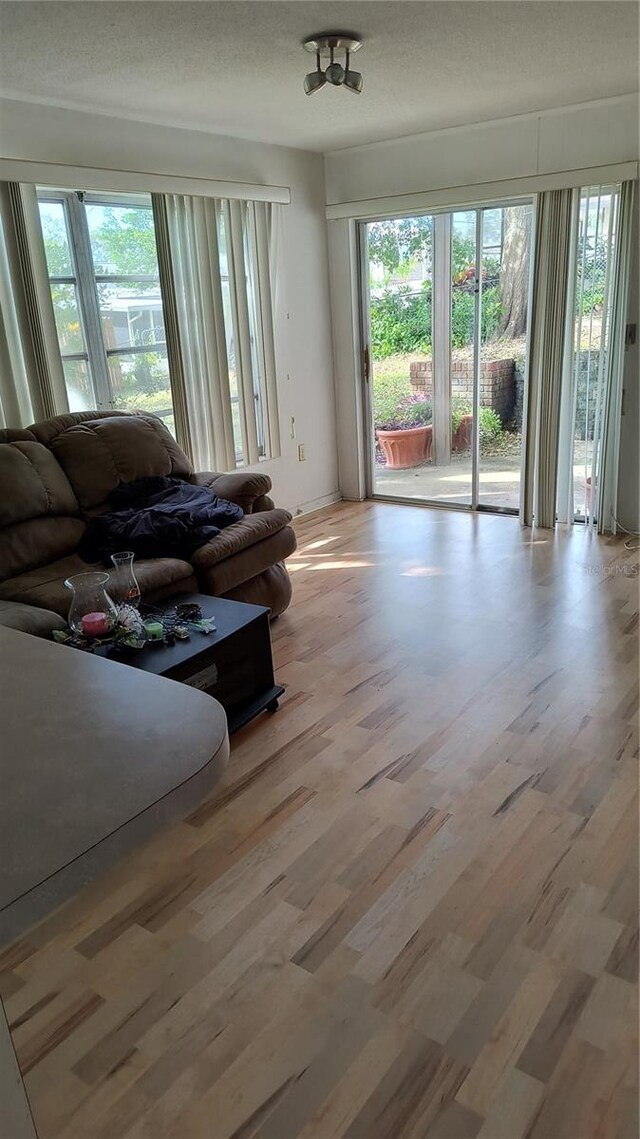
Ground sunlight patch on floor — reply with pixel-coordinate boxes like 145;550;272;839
307;560;373;571
300;536;341;552
400;565;445;577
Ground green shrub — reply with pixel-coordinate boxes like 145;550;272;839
451;396;472;434
450;292;474;350
370;284;432;358
479;286;503;343
372;284;504;359
479;406;503;441
450;286;502;350
450;398;503;442
372;368;414;429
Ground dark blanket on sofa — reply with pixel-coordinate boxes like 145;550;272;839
79;476;244;563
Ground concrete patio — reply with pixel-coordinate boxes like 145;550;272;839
374;445;593;515
374;452;522;509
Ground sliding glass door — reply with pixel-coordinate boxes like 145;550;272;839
366;213;436;502
477;205;532;510
362;199;533;514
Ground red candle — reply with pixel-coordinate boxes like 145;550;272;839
81;611;110;637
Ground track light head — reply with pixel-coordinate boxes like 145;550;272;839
302;33;363;96
325;61;345;85
343;68;363;94
304;50;326;95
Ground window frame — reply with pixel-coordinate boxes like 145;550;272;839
37;188;172;420
36;191;106;409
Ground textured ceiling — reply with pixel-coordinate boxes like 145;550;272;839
0;1;638;153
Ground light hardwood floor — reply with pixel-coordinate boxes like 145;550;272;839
1;502;638;1139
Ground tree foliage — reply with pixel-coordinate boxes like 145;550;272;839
88;207;158;277
368;216;432;273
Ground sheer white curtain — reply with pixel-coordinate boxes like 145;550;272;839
156;193;281;473
522;189;574;528
0;182;68;426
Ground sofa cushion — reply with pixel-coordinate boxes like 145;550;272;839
0;553;195;617
28;409;135;446
190;509;292;569
222;562;293;617
0;517;86;582
0;441;79;527
0;600;67;638
45;415;193;511
195;525;297;596
192;470;273;513
0;428;37;444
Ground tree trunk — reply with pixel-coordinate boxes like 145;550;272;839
499;206;532;338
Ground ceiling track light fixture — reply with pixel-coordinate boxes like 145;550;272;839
302;33;363;96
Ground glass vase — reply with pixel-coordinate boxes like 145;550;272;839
109;551;141;608
64;571;118;636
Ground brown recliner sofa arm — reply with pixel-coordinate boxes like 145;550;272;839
192;470;275;513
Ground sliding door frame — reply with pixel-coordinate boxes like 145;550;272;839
358;195;534;514
432;213;452;469
356;221;376;500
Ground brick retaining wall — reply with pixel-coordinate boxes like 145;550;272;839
410;358;516;424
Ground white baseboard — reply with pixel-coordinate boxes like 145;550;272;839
292;491;343;519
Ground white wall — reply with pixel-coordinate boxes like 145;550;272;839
325;95;639;206
325;96;640;527
0;98;340;517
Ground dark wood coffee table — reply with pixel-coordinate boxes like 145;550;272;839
115;593;284;734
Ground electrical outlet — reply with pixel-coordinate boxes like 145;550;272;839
297;443;306;462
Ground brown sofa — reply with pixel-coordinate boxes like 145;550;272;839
0;410;296;636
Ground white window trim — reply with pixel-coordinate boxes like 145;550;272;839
37;188;172;418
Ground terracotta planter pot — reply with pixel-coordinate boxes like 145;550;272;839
377;424;432;470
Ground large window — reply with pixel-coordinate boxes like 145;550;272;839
38;190;174;431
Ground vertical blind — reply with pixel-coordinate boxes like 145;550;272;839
0;199;33;427
521;188;574;528
156;193;281;473
0;182;68;424
573;184;618;532
247;201;281;461
522;179;635;531
150;195;192;457
594;181;634;535
554;182;633;533
161;194;237;471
